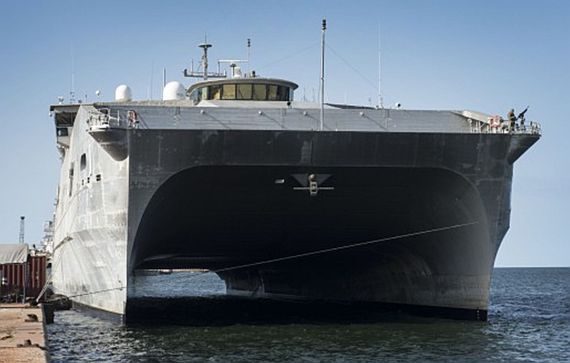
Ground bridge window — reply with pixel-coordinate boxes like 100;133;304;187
190;89;198;103
278;86;290;101
252;84;267;100
210;85;221;100
190;82;293;103
268;85;290;101
221;84;236;100
237;84;252;100
190;87;210;104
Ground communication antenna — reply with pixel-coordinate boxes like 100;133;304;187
70;46;76;104
184;36;226;80
247;38;251;74
19;216;25;244
320;18;326;131
377;23;384;109
218;59;249;78
163;67;167;88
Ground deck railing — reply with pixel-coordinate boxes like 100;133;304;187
87;108;147;130
468;117;541;135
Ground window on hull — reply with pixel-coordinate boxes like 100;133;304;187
68;162;74;197
80;153;87;171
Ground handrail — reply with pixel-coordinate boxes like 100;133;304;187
87;108;144;130
468;117;541;135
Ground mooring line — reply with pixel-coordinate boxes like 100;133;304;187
208;221;479;276
65;286;126;299
43;221;478;300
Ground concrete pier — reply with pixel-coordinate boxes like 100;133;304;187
0;304;49;363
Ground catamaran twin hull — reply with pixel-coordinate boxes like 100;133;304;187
50;104;539;321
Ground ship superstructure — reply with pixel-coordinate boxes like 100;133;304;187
48;40;540;322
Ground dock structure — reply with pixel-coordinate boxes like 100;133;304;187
0;304;49;363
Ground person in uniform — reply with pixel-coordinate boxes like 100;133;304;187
507;109;517;131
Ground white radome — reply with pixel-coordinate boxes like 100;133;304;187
115;85;132;102
162;81;186;101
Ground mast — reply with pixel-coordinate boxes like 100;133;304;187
200;43;212;80
377;23;384;109
247;38;251;74
70;45;76;104
320;18;326;131
184;40;225;80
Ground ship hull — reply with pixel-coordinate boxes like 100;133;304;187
49;103;539;321
123;129;538;321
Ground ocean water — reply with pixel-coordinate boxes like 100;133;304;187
47;268;570;362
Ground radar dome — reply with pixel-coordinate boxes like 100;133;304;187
163;81;186;101
115;85;132;102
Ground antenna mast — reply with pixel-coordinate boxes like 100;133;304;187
184;38;226;80
201;43;211;80
320;18;326;131
377;23;384;109
247;38;251;74
70;46;76;104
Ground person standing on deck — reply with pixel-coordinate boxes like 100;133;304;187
507;109;517;132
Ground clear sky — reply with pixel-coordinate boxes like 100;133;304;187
0;1;568;267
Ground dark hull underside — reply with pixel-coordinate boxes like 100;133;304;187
123;129;538;321
132;165;491;318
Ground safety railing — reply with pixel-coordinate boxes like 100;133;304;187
468;117;542;135
87;109;145;130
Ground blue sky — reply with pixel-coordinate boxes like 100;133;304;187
0;1;568;266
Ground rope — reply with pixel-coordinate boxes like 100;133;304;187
65;286;125;299
40;221;478;301
256;42;320;72
209;221;478;275
326;44;378;92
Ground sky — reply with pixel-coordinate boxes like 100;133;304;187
0;0;568;267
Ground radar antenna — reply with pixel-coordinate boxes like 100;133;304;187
184;38;226;80
217;59;249;78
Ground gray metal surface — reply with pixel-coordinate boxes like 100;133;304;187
49;100;540;319
94;102;472;133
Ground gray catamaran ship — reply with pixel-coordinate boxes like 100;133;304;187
48;33;540;322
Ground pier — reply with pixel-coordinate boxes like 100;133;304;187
0;304;49;363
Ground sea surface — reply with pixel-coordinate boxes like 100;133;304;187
47;268;570;362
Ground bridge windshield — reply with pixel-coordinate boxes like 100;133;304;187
189;81;294;104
